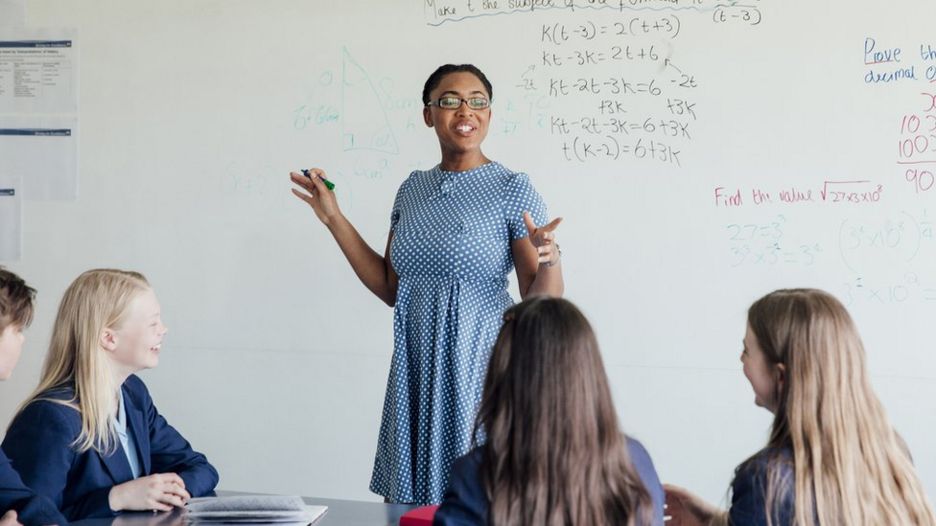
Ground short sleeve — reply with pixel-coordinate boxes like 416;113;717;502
504;173;548;241
390;176;412;232
626;437;665;526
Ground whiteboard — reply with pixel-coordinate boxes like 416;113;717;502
2;0;934;504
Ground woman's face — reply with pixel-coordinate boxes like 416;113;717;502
107;288;167;375
741;324;782;413
423;71;491;158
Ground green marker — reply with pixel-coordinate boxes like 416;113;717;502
301;169;335;191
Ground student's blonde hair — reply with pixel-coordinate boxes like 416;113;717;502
16;269;151;454
748;288;936;526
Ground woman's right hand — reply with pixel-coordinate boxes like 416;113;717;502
108;473;191;512
290;168;341;226
663;484;722;526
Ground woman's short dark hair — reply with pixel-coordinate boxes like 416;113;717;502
422;64;493;105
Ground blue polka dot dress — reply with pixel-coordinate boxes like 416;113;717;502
369;161;548;505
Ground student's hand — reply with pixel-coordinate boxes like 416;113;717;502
523;212;563;266
664;484;722;526
0;510;22;526
108;473;191;512
291;168;341;226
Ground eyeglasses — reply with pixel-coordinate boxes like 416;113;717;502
425;96;491;110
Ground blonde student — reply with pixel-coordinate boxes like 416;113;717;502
665;288;936;526
0;268;68;526
434;297;664;526
2;269;218;521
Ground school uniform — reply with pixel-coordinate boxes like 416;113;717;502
0;450;68;525
728;448;795;526
434;437;665;526
1;375;218;521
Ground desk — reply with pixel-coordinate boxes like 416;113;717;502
73;494;419;526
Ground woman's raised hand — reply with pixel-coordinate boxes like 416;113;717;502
523;211;563;267
290;168;341;225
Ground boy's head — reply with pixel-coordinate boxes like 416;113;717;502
0;267;36;380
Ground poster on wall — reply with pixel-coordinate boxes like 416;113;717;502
0;27;77;114
0;175;22;262
0;115;77;200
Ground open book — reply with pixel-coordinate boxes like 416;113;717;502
185;495;327;525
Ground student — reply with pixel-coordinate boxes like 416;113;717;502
2;269;219;521
665;288;936;526
434;297;664;526
0;268;69;526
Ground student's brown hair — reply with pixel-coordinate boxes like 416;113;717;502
0;267;36;333
475;297;652;526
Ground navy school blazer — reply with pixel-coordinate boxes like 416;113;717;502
1;375;219;521
728;448;795;526
434;437;666;526
0;449;68;526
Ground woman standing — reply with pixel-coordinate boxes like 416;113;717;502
290;64;564;504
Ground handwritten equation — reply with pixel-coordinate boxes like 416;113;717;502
896;92;936;195
840;209;936;305
838;210;934;272
424;0;763;28
724;215;824;268
713;181;885;208
513;10;728;166
719;209;936;304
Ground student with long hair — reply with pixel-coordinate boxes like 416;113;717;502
0;268;68;526
434;297;664;526
665;288;936;526
2;269;218;521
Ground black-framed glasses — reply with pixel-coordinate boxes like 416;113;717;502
425;96;491;110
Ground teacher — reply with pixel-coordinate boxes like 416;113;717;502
289;64;564;504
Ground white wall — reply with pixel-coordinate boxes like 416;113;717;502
2;0;935;504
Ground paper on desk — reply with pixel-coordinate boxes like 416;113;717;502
186;496;326;525
187;495;307;513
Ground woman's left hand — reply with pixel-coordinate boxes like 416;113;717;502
523;212;562;266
